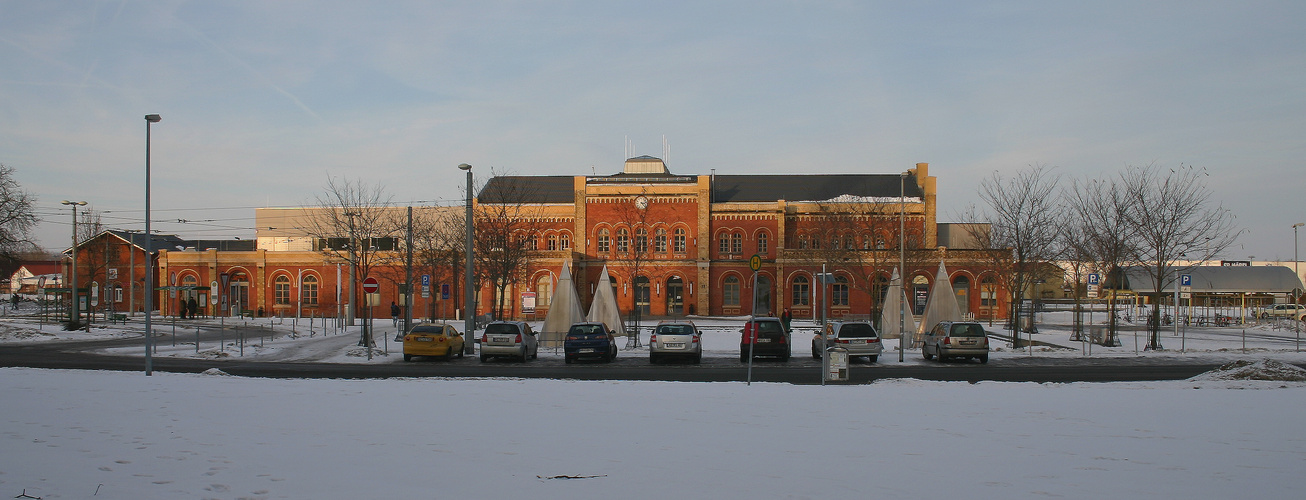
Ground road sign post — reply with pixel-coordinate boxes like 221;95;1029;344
362;277;379;360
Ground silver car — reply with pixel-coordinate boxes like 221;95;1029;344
811;321;883;362
922;321;989;363
479;321;538;362
649;320;702;364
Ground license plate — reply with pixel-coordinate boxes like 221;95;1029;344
579;348;595;353
415;337;433;342
961;340;976;345
849;339;866;344
493;336;511;343
756;338;771;343
665;342;684;348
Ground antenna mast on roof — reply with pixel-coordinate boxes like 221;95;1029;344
662;135;668;167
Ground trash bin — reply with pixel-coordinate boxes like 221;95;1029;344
826;347;849;382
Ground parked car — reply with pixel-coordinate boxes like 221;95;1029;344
649;320;702;364
479;321;538;362
402;323;465;361
740;317;790;362
563;322;618;364
922;321;989;363
1257;304;1306;321
811;321;882;362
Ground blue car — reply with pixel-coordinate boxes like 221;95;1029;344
564;322;618;364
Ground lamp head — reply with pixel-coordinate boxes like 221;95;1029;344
1294;223;1304;229
457;163;472;171
145;114;161;123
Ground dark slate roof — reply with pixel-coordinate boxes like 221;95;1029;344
1119;266;1304;294
479;173;924;204
100;230;184;252
100;230;253;252
712;174;923;203
478;176;575;204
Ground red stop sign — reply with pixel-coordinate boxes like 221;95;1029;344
362;277;380;293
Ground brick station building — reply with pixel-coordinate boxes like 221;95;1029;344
82;157;1009;323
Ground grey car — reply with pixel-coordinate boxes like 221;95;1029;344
922;321;989;363
811;321;883;362
479;321;538;362
649;320;702;364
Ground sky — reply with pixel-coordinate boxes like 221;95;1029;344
3;1;1304;261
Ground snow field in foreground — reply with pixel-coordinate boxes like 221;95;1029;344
1;367;1303;499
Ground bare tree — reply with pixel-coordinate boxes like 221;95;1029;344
1122;164;1240;350
475;170;544;321
0;164;39;273
409;206;465;321
301;176;400;345
612;188;657;347
975;165;1064;346
1064;175;1140;345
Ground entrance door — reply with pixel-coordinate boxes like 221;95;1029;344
229;272;249;315
666;277;684;315
634;276;651;315
755;276;773;316
953;275;970;317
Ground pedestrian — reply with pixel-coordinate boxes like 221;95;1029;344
390;301;400;328
781;308;792;332
179;299;188;319
188;297;199;319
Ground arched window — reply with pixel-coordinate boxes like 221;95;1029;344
723;275;741;306
811;233;821;250
635;227;648;253
560;233;571;250
597;228;610;253
792;276;810;306
616;228;629;253
719;232;730;254
548;234;558;251
832;276;849;306
274;275;291;305
536;275;552;308
673;228;687;253
655;228;668;253
302;275;319;306
798;234;809;249
843;235;854;250
757;232;769;254
730;232;742;254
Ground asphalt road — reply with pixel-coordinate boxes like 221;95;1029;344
0;327;1236;384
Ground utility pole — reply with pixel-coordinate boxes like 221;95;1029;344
62;200;87;328
405;206;414;334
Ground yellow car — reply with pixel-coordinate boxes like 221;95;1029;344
403;323;465;361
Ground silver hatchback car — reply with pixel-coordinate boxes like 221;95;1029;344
922;321;989;363
649;320;702;364
479;321;538;362
811;321;883;362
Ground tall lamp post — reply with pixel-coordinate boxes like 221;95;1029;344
144;113;161;376
1294;223;1304;304
898;171;908;362
459;163;475;354
62;200;88;328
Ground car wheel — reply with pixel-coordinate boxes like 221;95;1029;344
480;353;488;363
937;352;948;363
780;353;790;362
649;355;657;364
868;355;878;363
923;348;933;360
694;354;702;365
403;354;412;362
979;354;989;364
457;347;465;359
740;353;749;363
812;348;821;359
565;356;573;364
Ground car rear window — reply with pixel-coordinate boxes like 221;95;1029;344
658;325;693;335
752;321;785;335
837;323;877;338
950;324;986;337
485;324;519;335
569;324;605;335
410;326;442;334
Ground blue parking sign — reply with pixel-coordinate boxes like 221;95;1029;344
421;275;430;286
1181;274;1192;287
1087;273;1101;285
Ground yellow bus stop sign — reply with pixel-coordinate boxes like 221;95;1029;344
749;254;762;272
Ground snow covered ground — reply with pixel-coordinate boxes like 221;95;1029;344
3;308;1306;498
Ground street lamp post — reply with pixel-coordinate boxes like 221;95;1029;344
62;200;87;328
459;164;475;354
144;113;160;376
898;171;908;362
